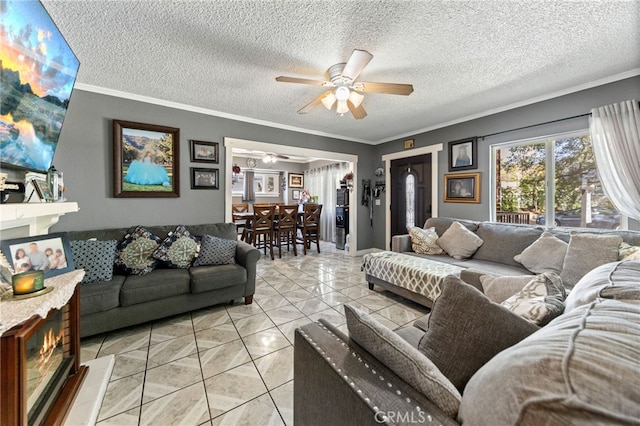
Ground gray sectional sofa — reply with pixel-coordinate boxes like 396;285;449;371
68;223;260;337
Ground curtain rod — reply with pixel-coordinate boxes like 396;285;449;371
480;112;592;140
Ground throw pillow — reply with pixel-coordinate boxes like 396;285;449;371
152;225;200;268
344;304;461;418
70;240;117;284
408;226;443;255
436;221;484;260
193;234;236;266
479;274;535;303
418;275;539;392
114;226;162;275
500;273;566;326
619;242;640;261
560;232;623;290
514;231;568;274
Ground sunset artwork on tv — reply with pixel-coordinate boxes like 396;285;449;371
0;0;79;172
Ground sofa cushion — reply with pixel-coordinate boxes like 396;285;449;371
474;223;542;267
115;226;162;275
152;225;200;268
344;304;462;418
79;276;125;315
437;221;484;260
514;231;568;274
70;239;118;284
500;273;566;326
408;226;443;255
619;242;640;261
565;260;640;312
189;264;247;293
480;274;534;303
120;269;190;306
560;232;623;290
193;234;237;266
418;275;539;392
458;299;640;425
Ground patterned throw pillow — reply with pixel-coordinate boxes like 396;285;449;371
115;226;162;275
501;273;566;326
70;240;117;284
192;234;236;266
152;225;200;268
619;243;640;261
408;226;444;255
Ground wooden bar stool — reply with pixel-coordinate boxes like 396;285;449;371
245;205;275;260
273;204;298;258
232;203;249;240
297;204;322;255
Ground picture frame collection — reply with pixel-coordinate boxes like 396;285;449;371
446;136;481;203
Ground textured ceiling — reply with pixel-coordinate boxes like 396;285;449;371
42;0;640;144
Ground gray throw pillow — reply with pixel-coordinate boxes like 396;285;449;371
344;304;461;418
436;221;484;260
560;233;623;289
480;274;535;303
514;231;568;274
408;226;443;255
500;273;566;326
418;275;539;392
71;239;117;284
192;234;236;266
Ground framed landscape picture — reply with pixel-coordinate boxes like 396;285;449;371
191;167;219;190
1;232;75;278
190;140;219;163
444;172;481;203
448;137;478;172
113;120;180;198
288;173;304;188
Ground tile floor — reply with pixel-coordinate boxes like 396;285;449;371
82;242;429;425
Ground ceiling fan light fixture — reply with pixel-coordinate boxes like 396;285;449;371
335;86;350;102
336;100;349;114
348;90;364;108
321;92;336;110
263;155;277;164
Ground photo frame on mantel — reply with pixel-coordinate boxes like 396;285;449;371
113;120;180;198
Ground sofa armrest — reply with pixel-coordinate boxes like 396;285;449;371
392;234;413;253
294;320;457;426
235;241;260;297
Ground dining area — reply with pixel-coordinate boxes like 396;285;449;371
232;203;323;260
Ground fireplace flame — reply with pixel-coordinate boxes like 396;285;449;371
38;328;64;370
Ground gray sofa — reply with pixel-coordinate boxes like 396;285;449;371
370;217;640;307
68;223;260;338
295;259;640;424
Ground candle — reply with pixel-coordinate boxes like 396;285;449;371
12;271;45;295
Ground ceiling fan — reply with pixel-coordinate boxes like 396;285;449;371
276;49;414;120
262;153;289;164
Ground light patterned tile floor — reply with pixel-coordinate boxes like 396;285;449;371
84;241;429;425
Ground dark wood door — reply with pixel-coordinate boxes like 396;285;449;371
390;154;432;245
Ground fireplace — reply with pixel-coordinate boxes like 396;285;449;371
1;287;87;425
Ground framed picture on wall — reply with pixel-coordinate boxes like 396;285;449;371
292;189;301;200
190;140;219;163
113;120;180;198
289;173;304;188
190;167;219;189
448;137;478;172
444;172;481;203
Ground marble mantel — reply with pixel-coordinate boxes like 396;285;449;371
0;202;79;238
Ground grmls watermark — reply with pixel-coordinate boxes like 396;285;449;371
375;410;432;424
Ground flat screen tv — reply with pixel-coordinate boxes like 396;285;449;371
0;0;80;173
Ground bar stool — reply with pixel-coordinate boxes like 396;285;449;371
245;205;275;260
232;203;249;240
297;204;322;255
273;204;298;258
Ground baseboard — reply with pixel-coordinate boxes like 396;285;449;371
355;247;384;256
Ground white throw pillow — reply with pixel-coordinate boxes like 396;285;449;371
408;226;444;255
437;221;484;260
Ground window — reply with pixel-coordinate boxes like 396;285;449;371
231;171;280;197
405;173;416;229
492;131;623;229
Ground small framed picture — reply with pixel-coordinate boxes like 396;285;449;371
1;232;75;278
190;140;219;164
292;189;301;200
191;167;219;190
404;139;415;149
289;173;304;188
448;137;478;172
33;179;53;201
444;173;481;203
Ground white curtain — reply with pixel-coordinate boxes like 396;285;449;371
304;163;350;242
590;100;640;220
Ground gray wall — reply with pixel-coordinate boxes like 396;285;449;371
50;89;378;250
373;76;640;249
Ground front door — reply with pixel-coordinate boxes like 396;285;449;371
390;154;432;245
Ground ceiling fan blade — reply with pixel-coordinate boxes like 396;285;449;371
276;154;290;159
347;101;367;120
276;76;332;86
354;81;414;95
297;94;325;114
341;49;373;81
